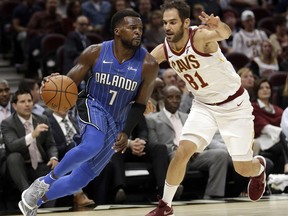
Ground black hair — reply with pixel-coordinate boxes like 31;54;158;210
11;89;33;104
66;0;81;19
110;9;141;33
160;0;190;23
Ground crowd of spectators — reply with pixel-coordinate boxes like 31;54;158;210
1;0;288;212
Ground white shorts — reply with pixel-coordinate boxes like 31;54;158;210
181;90;254;161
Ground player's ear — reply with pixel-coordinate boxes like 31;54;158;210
184;18;190;28
114;28;120;36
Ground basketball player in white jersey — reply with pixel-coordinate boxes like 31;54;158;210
146;1;266;216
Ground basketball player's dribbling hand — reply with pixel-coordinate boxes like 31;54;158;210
113;132;128;153
198;11;220;30
41;72;60;90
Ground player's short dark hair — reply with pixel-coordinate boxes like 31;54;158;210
11;89;33;104
111;9;141;33
160;0;190;23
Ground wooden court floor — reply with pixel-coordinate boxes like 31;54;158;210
8;195;288;216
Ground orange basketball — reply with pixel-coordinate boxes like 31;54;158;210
41;75;78;112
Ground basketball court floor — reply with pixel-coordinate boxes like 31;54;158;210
9;195;288;216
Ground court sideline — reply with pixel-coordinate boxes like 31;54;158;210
7;195;288;216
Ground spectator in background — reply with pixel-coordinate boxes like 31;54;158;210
228;0;262;14
145;85;231;199
62;0;83;36
144;10;165;49
250;40;279;78
220;9;239;54
161;68;177;86
27;0;63;48
18;79;46;115
188;0;222;18
176;75;193;114
1;89;59;208
269;15;288;58
149;77;165;112
44;109;78;161
137;0;152;29
63;15;91;74
252;79;288;176
0;80;12;193
111;116;169;203
232;10;267;59
81;0;112;34
237;67;256;101
12;0;42;66
190;3;205;26
163;70;193;114
57;0;68;17
26;0;64;79
0;80;12;124
102;0;131;40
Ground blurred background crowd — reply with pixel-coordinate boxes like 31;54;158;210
1;0;288;214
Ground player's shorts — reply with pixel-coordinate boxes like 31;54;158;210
181;89;254;161
76;93;119;174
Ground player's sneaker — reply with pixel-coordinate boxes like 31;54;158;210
22;178;49;209
247;155;266;201
145;199;174;216
18;201;37;216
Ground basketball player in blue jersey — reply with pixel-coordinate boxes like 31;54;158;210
146;1;267;216
18;9;159;216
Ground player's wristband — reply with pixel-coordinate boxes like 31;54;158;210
122;103;146;136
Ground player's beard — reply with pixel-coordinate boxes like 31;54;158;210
121;38;141;50
169;24;184;43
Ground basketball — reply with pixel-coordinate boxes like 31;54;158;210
41;75;78;112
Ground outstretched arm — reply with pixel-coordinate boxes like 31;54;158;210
197;11;232;42
192;11;232;53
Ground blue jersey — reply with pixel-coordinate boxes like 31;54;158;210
77;40;147;133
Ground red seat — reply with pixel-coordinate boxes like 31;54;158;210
86;32;103;45
41;33;66;56
0;0;20;23
56;45;64;74
268;71;288;105
257;17;275;36
268;71;287;89
40;33;66;76
250;7;271;24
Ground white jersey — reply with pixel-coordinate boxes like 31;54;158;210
164;27;241;104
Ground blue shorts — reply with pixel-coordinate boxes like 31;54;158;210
77;96;119;174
